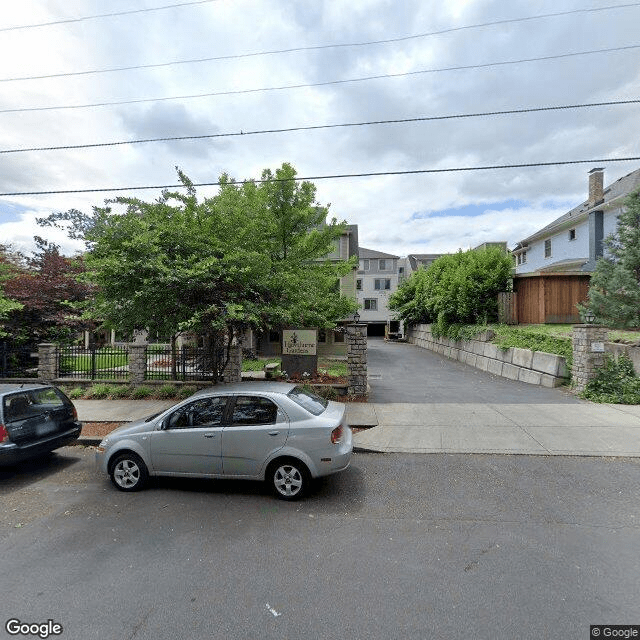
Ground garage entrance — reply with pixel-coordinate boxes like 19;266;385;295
366;322;386;337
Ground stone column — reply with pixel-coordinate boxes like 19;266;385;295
222;345;242;383
572;325;609;392
346;323;367;396
128;343;147;386
38;343;58;381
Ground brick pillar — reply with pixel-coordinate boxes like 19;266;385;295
38;343;58;381
222;345;242;383
572;325;609;392
346;323;367;396
128;343;147;385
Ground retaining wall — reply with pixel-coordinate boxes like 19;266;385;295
406;324;568;388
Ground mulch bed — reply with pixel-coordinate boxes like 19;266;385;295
81;422;125;438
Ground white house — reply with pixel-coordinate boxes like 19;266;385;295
356;248;401;336
513;167;640;275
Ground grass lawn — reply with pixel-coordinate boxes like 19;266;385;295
242;357;347;378
496;324;640;343
60;353;129;372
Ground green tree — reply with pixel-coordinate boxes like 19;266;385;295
40;163;356;378
584;188;640;327
389;247;513;338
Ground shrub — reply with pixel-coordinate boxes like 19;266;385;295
177;385;197;399
109;385;132;399
67;387;84;399
131;385;154;399
581;354;640;404
157;383;178;399
86;383;111;399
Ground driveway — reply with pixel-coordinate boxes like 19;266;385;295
367;338;580;404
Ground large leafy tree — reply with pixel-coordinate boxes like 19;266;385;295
584;188;640;327
39;163;356;376
2;241;93;344
389;247;513;337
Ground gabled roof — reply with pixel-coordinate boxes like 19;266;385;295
359;247;399;259
515;167;640;248
407;253;444;271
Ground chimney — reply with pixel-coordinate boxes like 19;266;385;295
583;168;605;271
588;167;604;207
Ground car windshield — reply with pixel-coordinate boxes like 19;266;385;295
288;386;328;416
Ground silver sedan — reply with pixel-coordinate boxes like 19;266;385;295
96;382;352;500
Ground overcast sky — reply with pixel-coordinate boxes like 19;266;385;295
0;0;638;258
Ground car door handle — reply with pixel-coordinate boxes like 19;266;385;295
268;431;279;436
204;434;216;438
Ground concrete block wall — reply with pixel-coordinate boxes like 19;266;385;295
406;324;569;388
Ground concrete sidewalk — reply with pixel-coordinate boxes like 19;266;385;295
74;399;640;457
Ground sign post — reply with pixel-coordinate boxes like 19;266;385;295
281;329;318;378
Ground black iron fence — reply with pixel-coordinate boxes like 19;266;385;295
57;345;130;380
0;343;38;378
146;345;226;381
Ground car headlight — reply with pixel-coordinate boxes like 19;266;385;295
96;437;110;453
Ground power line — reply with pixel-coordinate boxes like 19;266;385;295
2;99;638;155
0;0;222;33
3;157;639;197
2;44;638;115
2;2;639;82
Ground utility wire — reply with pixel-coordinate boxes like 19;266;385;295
2;44;638;115
2;99;638;155
2;2;639;82
0;0;222;33
3;157;639;197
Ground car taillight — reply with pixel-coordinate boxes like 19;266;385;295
331;426;343;444
0;423;8;444
72;405;78;420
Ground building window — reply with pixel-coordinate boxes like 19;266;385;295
374;278;391;290
364;299;377;311
269;330;280;343
379;259;386;271
318;329;326;343
356;279;362;290
398;267;404;274
521;251;527;264
333;329;344;343
544;239;552;258
568;228;576;241
362;259;370;271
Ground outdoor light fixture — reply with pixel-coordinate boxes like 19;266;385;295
584;310;596;324
353;312;360;324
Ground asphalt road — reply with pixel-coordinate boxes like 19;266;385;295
2;446;639;639
367;338;581;404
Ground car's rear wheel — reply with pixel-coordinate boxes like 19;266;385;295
268;458;310;500
109;452;148;492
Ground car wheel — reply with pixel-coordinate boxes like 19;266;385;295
268;459;310;500
109;452;148;492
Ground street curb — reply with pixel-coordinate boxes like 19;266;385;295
77;437;102;446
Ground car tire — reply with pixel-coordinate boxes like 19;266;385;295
109;452;148;492
267;458;310;501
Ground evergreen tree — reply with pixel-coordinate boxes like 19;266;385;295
585;188;640;327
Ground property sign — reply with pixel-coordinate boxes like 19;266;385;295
282;330;317;356
591;342;605;353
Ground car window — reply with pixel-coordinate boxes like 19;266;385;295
287;386;328;416
166;397;228;429
230;396;278;426
3;387;70;423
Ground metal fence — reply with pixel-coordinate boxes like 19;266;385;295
57;345;130;380
146;345;226;381
0;343;38;378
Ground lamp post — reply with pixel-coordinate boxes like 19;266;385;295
584;309;596;325
353;311;360;324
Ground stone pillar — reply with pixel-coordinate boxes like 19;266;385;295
572;325;609;392
346;323;367;396
222;345;242;383
38;343;58;381
128;343;147;386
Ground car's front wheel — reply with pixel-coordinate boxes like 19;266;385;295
109;452;148;492
267;458;310;500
